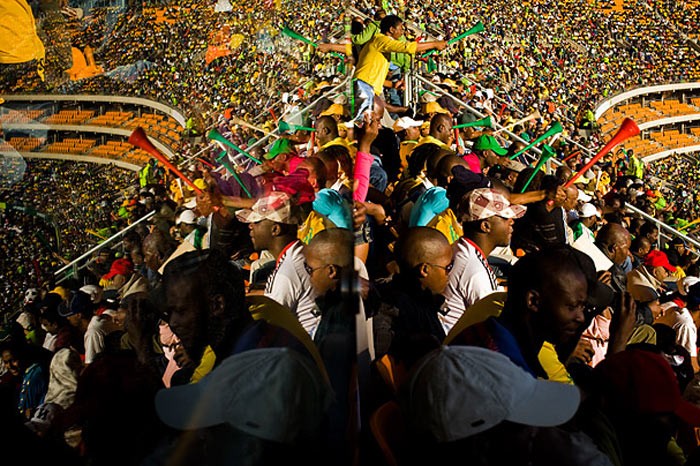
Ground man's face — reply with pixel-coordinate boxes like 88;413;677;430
652;265;670;283
249;219;275;252
304;248;336;296
179;223;195;238
637;241;651;258
388;22;405;39
1;350;20;377
478;149;501;171
143;240;162;272
489;215;515;247
40;318;58;335
613;233;631;265
532;269;588;346
422;247;454;295
406;126;421;141
164;276;208;364
582;216;597;229
563;188;579;211
646;229;659;244
67;313;81;328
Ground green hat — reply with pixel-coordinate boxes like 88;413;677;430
265;138;294;160
472;135;508;156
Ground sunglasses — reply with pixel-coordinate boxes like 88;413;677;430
426;261;454;273
304;262;342;275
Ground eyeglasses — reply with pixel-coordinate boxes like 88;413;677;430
427;261;454;273
304;262;342;275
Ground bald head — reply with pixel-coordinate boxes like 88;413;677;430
436;154;469;186
563;185;579;211
142;229;175;271
425;149;452;181
396;226;452;270
315;115;339;147
596;223;631;265
430;113;454;145
306;228;353;268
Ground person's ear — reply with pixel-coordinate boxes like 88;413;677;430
418;263;430;279
480;218;491;234
328;264;340;280
270;223;281;237
526;289;540;313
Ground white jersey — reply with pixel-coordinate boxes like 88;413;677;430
265;240;319;337
441;237;501;333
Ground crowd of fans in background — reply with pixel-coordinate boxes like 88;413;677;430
1;160;141;314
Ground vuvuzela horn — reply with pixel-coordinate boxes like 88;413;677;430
278;120;315;133
493;110;541;134
128;127;202;194
453;116;492;129
230;116;278;138
207;128;262;165
509;121;563;160
422;21;485;57
520;144;556;193
214;150;252;198
564;118;640;188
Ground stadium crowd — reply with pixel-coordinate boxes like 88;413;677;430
4;1;700;466
0;160;137;314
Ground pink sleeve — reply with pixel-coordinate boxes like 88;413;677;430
353;151;374;202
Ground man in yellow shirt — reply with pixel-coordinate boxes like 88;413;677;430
320;15;445;123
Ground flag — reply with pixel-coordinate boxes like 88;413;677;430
204;27;244;65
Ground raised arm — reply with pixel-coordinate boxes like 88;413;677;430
415;40;447;53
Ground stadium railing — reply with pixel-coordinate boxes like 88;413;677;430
53;210;156;285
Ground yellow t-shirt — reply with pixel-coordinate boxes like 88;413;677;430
0;0;45;64
415;134;452;151
190;345;216;383
426;208;463;244
399;140;417;172
538;341;574;384
354;33;417;96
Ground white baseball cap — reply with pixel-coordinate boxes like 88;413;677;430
579;203;600;219
393;116;424;132
404;346;581;442
176;209;198;225
577;189;593;203
155;347;331;444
